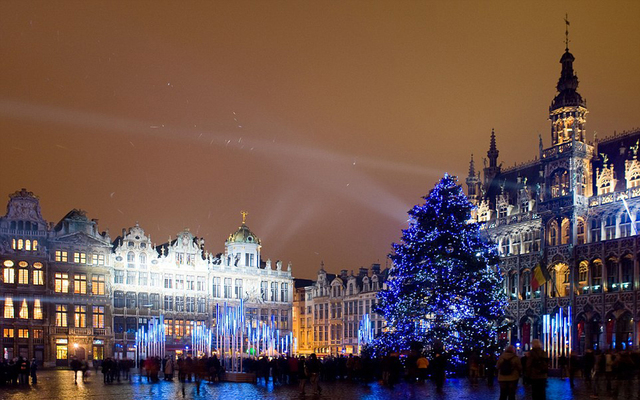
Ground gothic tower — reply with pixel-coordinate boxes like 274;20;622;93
483;129;500;188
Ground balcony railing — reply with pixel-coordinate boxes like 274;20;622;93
50;327;69;335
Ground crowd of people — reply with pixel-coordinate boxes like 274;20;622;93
0;356;38;386
5;342;640;400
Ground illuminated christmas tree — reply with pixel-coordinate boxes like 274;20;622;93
373;174;507;371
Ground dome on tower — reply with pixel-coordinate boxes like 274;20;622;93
226;223;261;245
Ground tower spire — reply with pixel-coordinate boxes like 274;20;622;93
564;13;570;51
549;18;587;145
466;154;480;200
487;128;499;169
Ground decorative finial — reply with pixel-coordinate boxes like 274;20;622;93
631;139;639;159
241;210;248;224
564;13;570;51
600;153;609;166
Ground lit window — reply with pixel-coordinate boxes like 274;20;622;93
33;263;44;285
92;275;105;295
17;266;28;284
55;251;68;262
3;328;13;338
4;297;15;318
12;239;16;250
33;240;38;251
55;272;69;293
17;239;23;250
55;304;68;327
33;329;43;338
3;263;15;284
19;299;28;319
92;306;104;328
34;297;43;319
74;305;87;327
25;240;31;251
18;329;29;338
74;252;86;264
74;274;87;294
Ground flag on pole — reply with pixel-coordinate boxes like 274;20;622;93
531;260;551;291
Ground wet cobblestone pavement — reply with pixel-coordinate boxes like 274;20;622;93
1;370;640;400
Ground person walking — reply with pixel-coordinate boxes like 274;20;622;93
308;353;322;395
30;358;38;385
431;351;446;393
416;353;429;384
297;356;308;395
526;339;548;400
496;345;522;400
70;357;82;383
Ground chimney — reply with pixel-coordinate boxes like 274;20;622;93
370;263;381;274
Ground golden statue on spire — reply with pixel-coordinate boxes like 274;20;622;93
241;210;248;224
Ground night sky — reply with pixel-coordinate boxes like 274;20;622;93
1;1;639;279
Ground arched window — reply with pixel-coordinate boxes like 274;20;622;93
604;215;616;240
509;273;518;300
629;170;640;188
621;255;634;291
551;170;570;198
577;219;585;245
592;260;603;293
561;219;570;244
591;218;602;242
620;213;632;238
25;240;31;251
548;221;558;246
606;257;619;291
533;229;541;252
127;251;135;268
501;236;510;255
511;234;521;255
522;231;533;253
521;271;531;299
578;260;589;294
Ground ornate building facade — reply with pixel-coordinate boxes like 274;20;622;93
293;263;388;356
0;189;293;366
467;44;640;353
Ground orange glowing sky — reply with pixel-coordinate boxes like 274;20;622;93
1;1;639;278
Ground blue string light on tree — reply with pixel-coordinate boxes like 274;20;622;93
371;174;509;374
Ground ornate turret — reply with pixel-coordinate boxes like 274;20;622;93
483;129;501;187
224;211;261;267
549;17;588;145
466;154;480;202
